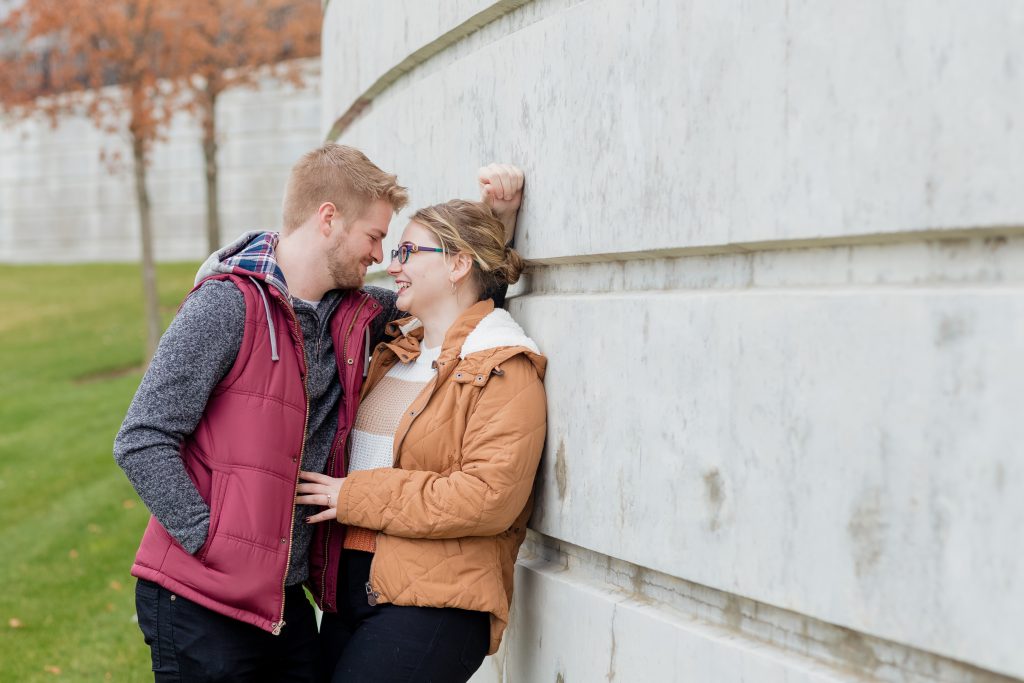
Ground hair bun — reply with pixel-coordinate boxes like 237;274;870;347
496;245;525;286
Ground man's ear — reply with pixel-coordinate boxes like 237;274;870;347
317;202;339;236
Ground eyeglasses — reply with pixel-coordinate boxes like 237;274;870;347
390;242;445;265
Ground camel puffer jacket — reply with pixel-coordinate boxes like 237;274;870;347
335;299;547;655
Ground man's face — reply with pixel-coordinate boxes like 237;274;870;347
326;199;393;289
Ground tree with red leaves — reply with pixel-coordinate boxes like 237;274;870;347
1;0;185;359
0;0;321;360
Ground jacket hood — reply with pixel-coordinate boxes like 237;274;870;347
458;308;540;358
386;301;546;380
195;231;290;300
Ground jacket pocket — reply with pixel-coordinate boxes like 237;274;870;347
438;448;459;475
197;470;228;563
441;537;463;558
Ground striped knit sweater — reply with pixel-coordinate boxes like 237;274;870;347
342;344;441;552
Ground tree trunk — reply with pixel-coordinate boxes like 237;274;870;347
132;134;161;362
202;91;221;254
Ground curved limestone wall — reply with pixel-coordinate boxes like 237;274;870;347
321;3;1024;681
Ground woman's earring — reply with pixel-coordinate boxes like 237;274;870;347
450;280;457;294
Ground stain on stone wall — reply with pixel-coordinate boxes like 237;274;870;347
555;439;568;501
703;467;726;531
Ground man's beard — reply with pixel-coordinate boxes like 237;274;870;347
327;240;365;290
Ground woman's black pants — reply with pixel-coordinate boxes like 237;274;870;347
317;550;490;683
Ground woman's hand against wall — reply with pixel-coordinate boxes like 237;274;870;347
479;163;525;243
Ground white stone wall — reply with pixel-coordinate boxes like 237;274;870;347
322;2;1024;681
0;59;320;263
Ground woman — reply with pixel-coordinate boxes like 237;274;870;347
296;180;547;682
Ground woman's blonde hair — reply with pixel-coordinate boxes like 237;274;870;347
410;199;525;300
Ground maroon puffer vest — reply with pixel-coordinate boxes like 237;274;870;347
131;273;381;634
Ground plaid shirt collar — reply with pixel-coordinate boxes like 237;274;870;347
218;231;290;300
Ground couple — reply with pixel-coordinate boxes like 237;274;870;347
113;144;547;682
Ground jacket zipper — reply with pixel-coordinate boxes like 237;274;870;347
319;293;371;608
273;302;310;636
391;374;438;465
366;342;439;606
365;580;381;606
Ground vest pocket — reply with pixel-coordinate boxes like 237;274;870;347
198;470;228;563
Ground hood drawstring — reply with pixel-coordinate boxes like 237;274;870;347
363;326;371;378
249;276;279;362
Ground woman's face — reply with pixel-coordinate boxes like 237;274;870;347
387;221;451;317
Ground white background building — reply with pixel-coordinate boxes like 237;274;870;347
0;60;320;262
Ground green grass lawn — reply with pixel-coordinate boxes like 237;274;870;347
0;262;200;682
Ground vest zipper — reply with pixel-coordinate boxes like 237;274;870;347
273;303;310;636
318;293;371;609
318;440;338;608
317;430;344;608
340;295;371;470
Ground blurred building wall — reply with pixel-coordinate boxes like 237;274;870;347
0;59;320;263
321;2;1024;682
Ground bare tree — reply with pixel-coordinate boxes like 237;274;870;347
177;0;321;253
0;0;185;359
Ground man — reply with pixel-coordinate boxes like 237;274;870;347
114;144;524;681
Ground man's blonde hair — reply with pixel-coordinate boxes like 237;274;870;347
281;144;408;232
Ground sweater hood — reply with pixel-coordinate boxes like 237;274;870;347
195;231;290;300
193;231;290;363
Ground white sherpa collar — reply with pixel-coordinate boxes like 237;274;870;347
398;318;423;336
459;308;540;359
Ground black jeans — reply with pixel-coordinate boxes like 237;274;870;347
135;578;318;682
318;550;490;683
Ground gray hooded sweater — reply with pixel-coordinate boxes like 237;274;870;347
113;231;400;586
